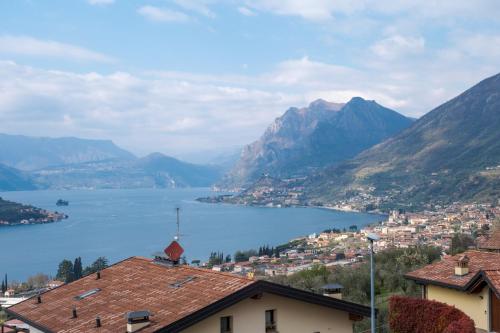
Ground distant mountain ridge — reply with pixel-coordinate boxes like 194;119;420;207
0;134;135;171
31;152;223;190
0;163;36;191
306;72;500;208
0;133;225;190
221;97;413;188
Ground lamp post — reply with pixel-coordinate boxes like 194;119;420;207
367;233;380;333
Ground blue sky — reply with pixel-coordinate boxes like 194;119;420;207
1;0;500;161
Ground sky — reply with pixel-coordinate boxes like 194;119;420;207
1;0;500;161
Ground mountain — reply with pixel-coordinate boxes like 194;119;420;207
307;73;500;209
221;98;413;188
0;134;135;170
32;153;223;189
0;163;37;191
135;153;223;187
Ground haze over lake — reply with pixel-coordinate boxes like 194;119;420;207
0;188;383;281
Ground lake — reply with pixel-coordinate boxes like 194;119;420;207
0;188;384;281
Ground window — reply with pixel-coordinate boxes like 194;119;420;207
220;316;233;333
265;309;277;332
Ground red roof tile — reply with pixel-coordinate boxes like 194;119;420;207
478;229;500;251
7;257;254;333
484;270;500;298
405;250;500;289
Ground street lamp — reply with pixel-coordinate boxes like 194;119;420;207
367;233;380;333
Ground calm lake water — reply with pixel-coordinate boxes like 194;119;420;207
0;188;384;281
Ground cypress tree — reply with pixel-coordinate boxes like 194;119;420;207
73;257;83;280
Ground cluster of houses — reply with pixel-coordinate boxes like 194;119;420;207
200;204;498;281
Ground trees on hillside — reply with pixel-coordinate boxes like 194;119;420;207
450;233;475;255
56;256;109;282
269;246;442;333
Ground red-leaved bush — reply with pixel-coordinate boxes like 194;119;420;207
389;296;475;333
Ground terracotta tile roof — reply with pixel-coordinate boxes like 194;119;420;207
484;270;500;298
478;229;500;250
405;250;500;289
7;257;255;333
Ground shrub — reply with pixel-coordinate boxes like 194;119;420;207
389;296;475;333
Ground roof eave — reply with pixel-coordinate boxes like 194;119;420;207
155;280;372;333
4;307;55;333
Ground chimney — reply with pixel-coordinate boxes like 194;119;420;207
126;311;151;333
321;284;344;300
455;255;470;276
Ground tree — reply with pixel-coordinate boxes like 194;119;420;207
27;274;49;289
225;254;232;263
73;257;83;280
349;225;358;232
451;233;475;255
83;257;109;276
234;249;258;263
56;259;75;283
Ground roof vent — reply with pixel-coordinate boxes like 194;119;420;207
74;288;101;300
455;255;470;276
169;276;196;288
126;310;151;333
321;283;344;300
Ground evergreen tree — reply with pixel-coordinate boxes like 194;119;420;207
56;259;75;283
83;257;109;276
73;257;83;280
225;254;231;263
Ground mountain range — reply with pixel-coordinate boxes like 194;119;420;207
0;134;135;171
221;97;413;188
3;72;499;209
0;135;223;190
301;73;500;208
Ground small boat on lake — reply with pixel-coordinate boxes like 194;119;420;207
56;199;69;206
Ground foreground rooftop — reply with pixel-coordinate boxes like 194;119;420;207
7;256;371;332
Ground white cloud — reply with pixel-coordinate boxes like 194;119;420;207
371;35;425;60
1;27;500;156
238;6;256;16
88;0;114;5
138;6;190;23
0;35;114;62
244;0;500;22
173;0;216;18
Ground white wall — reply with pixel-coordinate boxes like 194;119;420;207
182;292;356;333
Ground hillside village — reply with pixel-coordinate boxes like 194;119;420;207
203;203;499;279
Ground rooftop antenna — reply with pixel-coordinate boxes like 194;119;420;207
175;207;180;241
